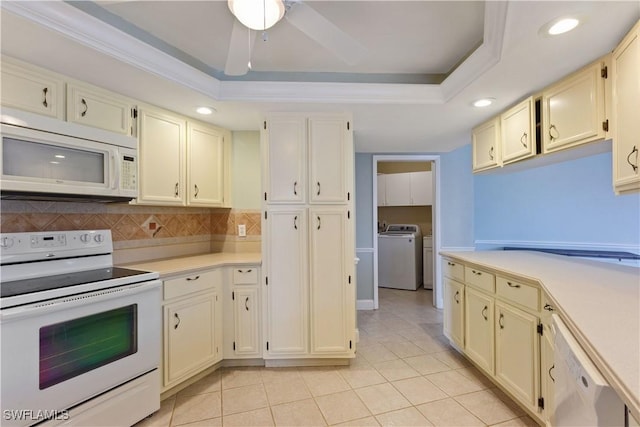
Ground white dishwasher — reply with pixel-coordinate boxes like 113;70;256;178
553;314;625;426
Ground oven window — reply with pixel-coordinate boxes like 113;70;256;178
39;305;138;390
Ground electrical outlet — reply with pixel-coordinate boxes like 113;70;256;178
238;224;246;237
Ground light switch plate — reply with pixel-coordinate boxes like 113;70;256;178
238;224;246;237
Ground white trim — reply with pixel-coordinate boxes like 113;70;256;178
372;155;442;310
356;248;375;253
2;1;507;105
440;246;477;252
474;240;640;254
356;300;375;310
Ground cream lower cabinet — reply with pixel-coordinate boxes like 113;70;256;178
227;267;261;358
443;277;464;349
612;20;640;194
495;301;540;415
539;295;556;425
464;287;494;374
163;269;222;391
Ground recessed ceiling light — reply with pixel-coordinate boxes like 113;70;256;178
196;107;215;115
473;98;494;108
548;18;579;35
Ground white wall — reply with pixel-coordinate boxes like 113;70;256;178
231;131;261;210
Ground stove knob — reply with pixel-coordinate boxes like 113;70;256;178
80;233;91;243
93;234;104;243
0;237;14;248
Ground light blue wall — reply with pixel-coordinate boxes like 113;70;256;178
474;150;640;252
440;144;475;249
355;153;374;300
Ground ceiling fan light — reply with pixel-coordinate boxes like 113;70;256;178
228;0;285;31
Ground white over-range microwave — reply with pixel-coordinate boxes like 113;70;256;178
1;108;138;201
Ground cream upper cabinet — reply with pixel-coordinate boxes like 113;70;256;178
443;277;464;349
465;287;494;374
66;82;134;136
377;174;387;206
308;117;351;204
263;117;307;204
472;117;501;172
309;207;354;355
542;59;607;154
1;59;64;119
138;107;186;205
410;171;433;205
501;97;537;164
263;208;309;357
495;301;540;415
612;20;640;194
383;173;411;206
187;122;226;207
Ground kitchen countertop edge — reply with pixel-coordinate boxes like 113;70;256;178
122;252;262;278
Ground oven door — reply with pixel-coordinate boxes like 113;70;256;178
0;280;161;427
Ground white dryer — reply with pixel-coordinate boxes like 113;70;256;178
378;224;423;290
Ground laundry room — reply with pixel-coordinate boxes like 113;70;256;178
377;160;434;291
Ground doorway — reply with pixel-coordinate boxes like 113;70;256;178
372;155;442;310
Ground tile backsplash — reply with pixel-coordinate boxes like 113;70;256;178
0;201;261;260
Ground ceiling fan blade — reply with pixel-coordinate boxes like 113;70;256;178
225;19;257;76
285;2;367;66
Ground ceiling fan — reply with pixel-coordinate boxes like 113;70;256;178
225;0;368;76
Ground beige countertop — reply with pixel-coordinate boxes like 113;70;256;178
441;250;640;419
123;252;261;278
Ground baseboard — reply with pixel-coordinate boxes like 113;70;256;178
357;299;375;310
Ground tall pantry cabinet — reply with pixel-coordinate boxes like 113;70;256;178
261;114;356;361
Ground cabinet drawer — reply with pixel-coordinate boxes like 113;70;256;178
164;269;222;300
465;266;495;293
443;259;464;281
496;276;539;311
232;267;259;284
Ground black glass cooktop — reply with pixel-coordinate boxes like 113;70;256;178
1;267;150;298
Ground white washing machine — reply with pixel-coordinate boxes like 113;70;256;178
378;224;423;290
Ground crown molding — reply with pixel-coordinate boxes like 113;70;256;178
2;0;507;105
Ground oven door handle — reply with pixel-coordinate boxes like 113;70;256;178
0;280;161;321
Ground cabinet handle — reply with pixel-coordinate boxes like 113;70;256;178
627;146;638;173
293;181;297;195
317;182;321;196
447;262;455;266
549;124;559;142
472;270;482;276
42;87;48;108
238;269;252;273
544;303;554;311
186;275;200;281
174;313;181;329
520;132;528;148
549;364;555;382
175;182;179;197
317;215;321;230
499;313;504;329
294;215;298;230
245;297;249;311
507;281;521;288
489;146;494;160
454;290;459;304
194;184;199;198
80;98;88;117
482;305;488;320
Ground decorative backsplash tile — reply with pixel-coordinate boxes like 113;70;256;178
0;201;261;246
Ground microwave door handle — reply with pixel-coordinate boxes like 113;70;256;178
110;153;118;190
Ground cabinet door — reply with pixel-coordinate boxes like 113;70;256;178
164;292;219;385
612;21;640;193
67;83;133;135
138;108;186;205
309;207;354;355
384;173;411;206
377;174;386;206
495;301;540;413
187;122;225;206
263;208;308;356
233;286;261;357
542;61;606;153
472;117;501;171
501;97;536;164
464;288;494;374
410;171;432;205
309;117;350;204
1;61;64;119
443;278;464;349
264;117;306;203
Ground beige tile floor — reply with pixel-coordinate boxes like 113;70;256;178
137;288;538;427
